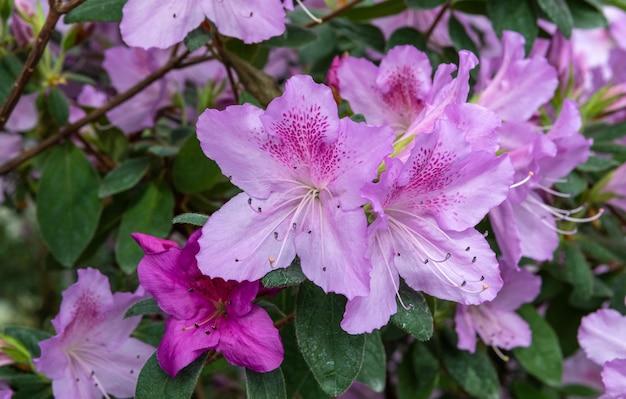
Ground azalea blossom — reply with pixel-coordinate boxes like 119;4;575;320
578;308;626;399
0;381;12;399
455;260;541;354
603;163;626;212
35;268;154;399
195;75;394;299
0;135;23;203
341;119;513;334
133;231;283;376
335;45;500;154
120;0;288;49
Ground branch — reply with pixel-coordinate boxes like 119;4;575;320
423;2;450;43
0;0;85;130
305;0;364;28
0;50;191;175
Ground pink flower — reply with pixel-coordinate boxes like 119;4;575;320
578;309;626;399
120;0;287;49
133;231;283;376
195;75;394;300
454;260;541;352
35;268;154;399
0;381;12;399
341;119;513;334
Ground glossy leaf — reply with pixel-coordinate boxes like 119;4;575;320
99;157;150;198
135;353;206;399
65;0;126;23
173;135;223;194
357;331;386;393
391;287;433;341
443;345;500;399
245;368;287;399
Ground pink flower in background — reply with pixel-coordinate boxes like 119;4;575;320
5;93;37;132
133;231;283;376
455;260;541;352
604;163;626;212
195;75;394;300
0;135;23;203
341;120;513;334
120;0;287;49
0;381;12;399
35;268;154;399
77;85;107;109
578;308;626;398
563;350;604;392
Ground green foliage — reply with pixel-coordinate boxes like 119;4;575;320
173;134;224;194
245;369;288;399
537;0;574;37
46;88;69;125
65;0;127;23
135;353;207;399
356;331;386;392
99;157;151;198
262;261;307;288
442;344;500;399
488;0;538;51
391;287;433;341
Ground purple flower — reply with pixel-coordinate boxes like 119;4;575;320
476;31;558;123
120;0;287;49
563;350;604;391
78;85;107;109
0;134;23;203
0;381;12;399
335;46;499;155
5;93;37;132
604;163;626;212
133;231;283;376
578;308;626;399
35;268;154;399
341;119;513;334
454;260;541;353
489;100;597;266
195;75;394;300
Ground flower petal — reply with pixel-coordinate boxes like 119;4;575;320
489;200;523;267
120;0;203;49
579;309;626;365
217;306;284;372
454;305;478;352
473;306;532;350
490;261;541;310
601;358;626;399
513;193;559;262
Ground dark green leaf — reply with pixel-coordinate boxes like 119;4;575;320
37;145;102;267
513;305;563;386
448;14;478;54
411;343;439;399
567;0;608;28
99;157;150;198
442;345;500;399
0;54;22;104
405;0;446;9
344;0;407;21
452;0;487;14
333;20;386;53
563;242;594;302
115;183;174;273
245;369;287;399
487;0;538;51
184;27;211;52
172;213;209;226
387;27;427;51
281;325;329;399
266;25;318;48
125;298;162;318
585;121;626;141
554;172;587;197
295;282;365;396
173;135;223;194
135;353;206;399
46;88;70;125
579;236;621;264
577;156;620;172
537;0;574;37
560;384;601;397
610;272;626;314
2;326;51;358
357;331;386;393
262;261;306;288
391;287;433;341
65;0;126;23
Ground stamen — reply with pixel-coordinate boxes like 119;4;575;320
534;183;571;198
492;346;510;362
296;0;322;23
376;235;411;311
510;171;534;189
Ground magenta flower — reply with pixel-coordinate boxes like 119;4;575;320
35;268;154;399
341;119;514;334
476;31;558;123
454;260;541;353
335;45;499;154
120;0;287;49
133;231;283;377
0;381;11;399
195;75;394;299
578;309;626;398
489;100;597;266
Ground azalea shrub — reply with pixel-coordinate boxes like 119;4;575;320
1;0;626;398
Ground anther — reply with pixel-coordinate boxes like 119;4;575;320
322;266;327;272
461;280;467;287
480;276;485;281
274;232;279;240
471;256;477;263
235;258;239;262
307;230;312;234
187;288;194;292
465;246;470;251
130;370;134;374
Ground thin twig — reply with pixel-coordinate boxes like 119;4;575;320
212;34;240;104
74;133;116;170
0;50;191;175
423;2;450;43
305;0;364;28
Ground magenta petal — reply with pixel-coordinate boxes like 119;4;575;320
228;281;261;317
579;309;626;365
157;318;220;377
217;306;284;372
132;232;178;254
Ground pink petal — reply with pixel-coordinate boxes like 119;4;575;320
601;358;626;399
490;260;541;310
489;200;523;267
513;193;559;262
455;305;478;352
579;309;626;365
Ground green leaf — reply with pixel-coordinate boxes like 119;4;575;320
262;261;306;288
65;0;126;23
567;0;608;28
560;384;601;397
585;121;626;141
46;87;70;125
391;287;433;341
576;156;620;172
442;345;500;399
135;353;206;399
448;14;478;54
2;326;51;358
125;298;162;318
0;54;22;104
99;157;150;198
487;0;538;51
266;25;318;48
245;369;287;399
387;27;427;51
37;145;102;267
344;0;407;21
333;20;386;53
405;0;446;9
281;325;329;399
172;213;209;226
357;331;386;393
173;134;223;194
513;305;563;386
184;27;212;52
563;242;594;302
115;183;174;273
411;343;439;399
554;172;587;197
295;282;365;396
537;0;574;37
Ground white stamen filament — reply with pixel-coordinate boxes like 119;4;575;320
272;190;316;267
376;234;412;311
492;346;510;362
296;0;323;23
510;171;534;189
534;183;572;198
527;197;605;223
